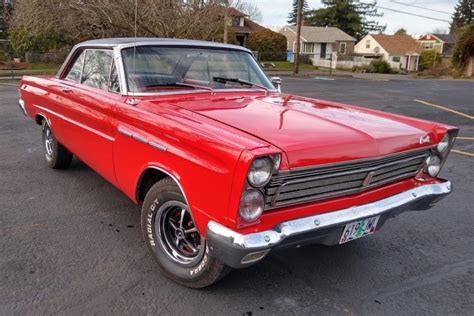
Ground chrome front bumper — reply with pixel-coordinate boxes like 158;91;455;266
206;181;452;269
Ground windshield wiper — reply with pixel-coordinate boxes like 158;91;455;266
145;82;213;92
212;77;269;91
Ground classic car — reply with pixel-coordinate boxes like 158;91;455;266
18;38;457;288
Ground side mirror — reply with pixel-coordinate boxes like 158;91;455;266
271;77;282;92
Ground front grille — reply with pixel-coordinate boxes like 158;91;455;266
264;148;430;210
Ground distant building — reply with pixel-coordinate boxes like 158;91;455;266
417;33;455;57
279;26;356;61
225;8;265;47
354;34;423;72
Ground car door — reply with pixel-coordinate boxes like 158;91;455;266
51;48;120;184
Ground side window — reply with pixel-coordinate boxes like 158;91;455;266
81;50;113;90
65;51;85;83
109;62;121;93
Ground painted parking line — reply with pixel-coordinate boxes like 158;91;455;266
0;82;19;86
414;99;474;120
452;150;474;157
457;136;474;141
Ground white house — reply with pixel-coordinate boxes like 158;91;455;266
280;26;356;61
354;34;423;72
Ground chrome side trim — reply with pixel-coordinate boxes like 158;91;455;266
118;126;167;152
117;127;132;137
149;141;167;152
206;181;451;268
132;133;147;144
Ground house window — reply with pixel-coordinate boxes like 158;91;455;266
392;56;401;62
303;42;314;53
366;40;371;49
231;17;240;26
423;42;434;49
339;43;347;54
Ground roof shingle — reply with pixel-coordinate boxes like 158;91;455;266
285;26;356;43
372;34;423;55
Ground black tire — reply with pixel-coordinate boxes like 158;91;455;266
42;120;73;169
141;178;230;288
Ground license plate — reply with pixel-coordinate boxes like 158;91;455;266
339;216;380;244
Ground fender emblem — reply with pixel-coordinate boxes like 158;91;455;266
362;171;375;187
419;135;431;144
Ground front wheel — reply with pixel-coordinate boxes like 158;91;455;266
141;178;230;288
42;120;73;169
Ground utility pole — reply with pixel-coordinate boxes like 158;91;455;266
293;0;303;75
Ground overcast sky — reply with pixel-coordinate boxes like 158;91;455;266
255;0;456;36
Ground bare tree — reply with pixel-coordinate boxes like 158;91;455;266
234;1;263;22
10;0;227;45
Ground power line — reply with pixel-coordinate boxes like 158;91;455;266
389;0;453;15
376;5;451;22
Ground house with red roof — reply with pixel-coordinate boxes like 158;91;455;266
417;33;456;57
354;34;423;72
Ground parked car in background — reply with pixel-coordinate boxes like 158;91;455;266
18;38;457;288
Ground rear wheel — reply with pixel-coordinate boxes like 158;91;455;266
42;120;73;169
141;178;230;288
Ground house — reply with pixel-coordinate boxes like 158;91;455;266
354;34;423;72
226;8;265;46
279;26;356;61
417;33;455;57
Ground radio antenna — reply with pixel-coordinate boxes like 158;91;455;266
128;0;139;105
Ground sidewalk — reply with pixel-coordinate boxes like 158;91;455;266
265;69;411;80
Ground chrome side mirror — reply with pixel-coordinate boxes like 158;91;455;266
271;77;282;92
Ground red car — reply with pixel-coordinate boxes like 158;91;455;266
19;38;457;288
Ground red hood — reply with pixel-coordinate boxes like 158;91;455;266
149;93;438;168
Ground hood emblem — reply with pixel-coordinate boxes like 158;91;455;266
362;171;375;187
419;135;431;144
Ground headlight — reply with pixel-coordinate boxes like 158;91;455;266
424;155;441;177
247;157;273;187
437;134;450;153
239;190;264;222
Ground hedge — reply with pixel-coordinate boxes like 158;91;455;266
246;29;287;61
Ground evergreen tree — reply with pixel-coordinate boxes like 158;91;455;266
287;0;310;25
394;28;407;35
450;0;473;34
307;0;385;40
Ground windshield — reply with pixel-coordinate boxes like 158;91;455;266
121;46;274;93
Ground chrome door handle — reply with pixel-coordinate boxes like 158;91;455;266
61;86;72;93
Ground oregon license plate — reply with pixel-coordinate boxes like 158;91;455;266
339;216;380;244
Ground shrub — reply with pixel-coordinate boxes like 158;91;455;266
452;23;474;72
246;29;287;61
368;59;392;73
352;59;393;73
352;65;368;73
419;50;442;71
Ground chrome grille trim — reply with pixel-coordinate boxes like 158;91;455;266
265;148;431;210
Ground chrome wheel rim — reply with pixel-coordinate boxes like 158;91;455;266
44;126;54;157
156;201;204;265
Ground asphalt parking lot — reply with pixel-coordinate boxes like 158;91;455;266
1;77;473;315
